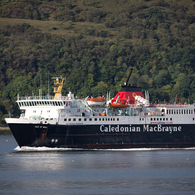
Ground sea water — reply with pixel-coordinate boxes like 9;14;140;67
0;130;195;195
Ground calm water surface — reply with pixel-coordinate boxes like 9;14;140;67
0;130;195;195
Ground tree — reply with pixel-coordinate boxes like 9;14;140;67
92;81;108;97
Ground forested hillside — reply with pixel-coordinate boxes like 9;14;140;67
0;0;195;125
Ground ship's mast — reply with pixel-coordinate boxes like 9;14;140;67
39;74;42;99
48;71;50;97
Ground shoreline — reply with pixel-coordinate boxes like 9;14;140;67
0;127;10;131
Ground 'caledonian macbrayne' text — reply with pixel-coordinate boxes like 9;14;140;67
100;125;182;134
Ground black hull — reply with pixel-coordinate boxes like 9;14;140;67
8;123;195;149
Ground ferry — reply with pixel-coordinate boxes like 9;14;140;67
5;75;195;149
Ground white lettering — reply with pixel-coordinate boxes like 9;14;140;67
100;125;182;133
154;126;157;132
115;125;119;132
169;127;172;134
104;126;108;132
173;127;177;132
178;126;182;131
110;126;115;132
136;127;141;132
100;125;104;132
150;126;153;132
164;126;168;132
125;127;129;132
158;124;162;132
143;125;148;132
120;127;124;132
132;126;136;132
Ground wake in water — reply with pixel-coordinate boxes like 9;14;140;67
14;146;86;152
14;146;195;152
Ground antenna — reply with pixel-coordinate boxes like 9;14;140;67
48;71;50;97
39;73;42;99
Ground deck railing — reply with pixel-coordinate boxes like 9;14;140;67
17;95;71;101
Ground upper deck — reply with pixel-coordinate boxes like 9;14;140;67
16;91;81;108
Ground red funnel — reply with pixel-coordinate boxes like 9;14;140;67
111;86;144;104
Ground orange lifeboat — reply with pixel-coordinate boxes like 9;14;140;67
109;102;129;108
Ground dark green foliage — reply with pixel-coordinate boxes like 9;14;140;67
86;10;107;23
145;7;164;20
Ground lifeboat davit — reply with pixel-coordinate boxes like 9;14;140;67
87;96;105;106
